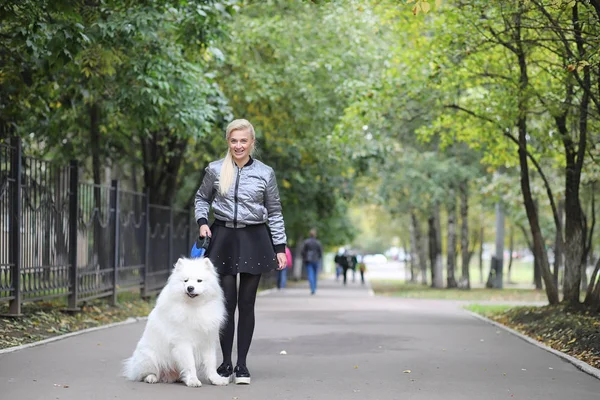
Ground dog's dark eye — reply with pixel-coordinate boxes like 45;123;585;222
197;279;202;283
184;279;188;283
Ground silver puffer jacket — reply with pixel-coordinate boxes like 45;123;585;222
194;158;287;246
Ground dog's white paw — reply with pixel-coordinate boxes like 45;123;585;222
209;374;230;386
184;377;202;387
144;374;158;384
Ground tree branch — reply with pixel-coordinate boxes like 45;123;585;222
445;103;563;247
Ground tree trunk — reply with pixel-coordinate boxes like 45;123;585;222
408;212;418;282
533;255;542;290
584;257;600;307
554;199;564;288
478;225;484;284
459;180;471;289
428;205;444;288
513;13;559;304
403;235;414;282
562;4;589;305
142;130;188;206
89;102;108;270
507;226;514;284
411;212;427;285
494;202;505;288
447;190;458;288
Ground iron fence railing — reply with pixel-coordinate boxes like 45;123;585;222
0;138;195;315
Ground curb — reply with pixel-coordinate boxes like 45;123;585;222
0;316;148;356
465;309;600;380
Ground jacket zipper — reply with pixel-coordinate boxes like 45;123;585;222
233;167;242;227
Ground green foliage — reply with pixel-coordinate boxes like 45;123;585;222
2;0;599;276
215;0;391;246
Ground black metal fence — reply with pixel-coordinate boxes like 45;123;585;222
0;138;195;315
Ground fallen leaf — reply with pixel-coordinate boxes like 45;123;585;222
353;365;358;369
403;370;411;373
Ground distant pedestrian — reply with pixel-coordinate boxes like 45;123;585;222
301;228;323;295
334;248;344;281
338;249;351;286
350;251;358;283
357;254;366;285
277;246;293;290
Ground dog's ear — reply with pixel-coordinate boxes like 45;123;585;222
202;257;217;273
173;258;185;272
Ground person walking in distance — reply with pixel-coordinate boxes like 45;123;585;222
277;246;292;290
195;118;287;385
337;248;351;286
301;228;323;295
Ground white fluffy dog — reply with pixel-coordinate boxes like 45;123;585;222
123;257;229;387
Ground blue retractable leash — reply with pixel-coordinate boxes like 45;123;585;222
190;236;211;258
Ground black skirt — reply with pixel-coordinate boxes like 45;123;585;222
205;220;278;276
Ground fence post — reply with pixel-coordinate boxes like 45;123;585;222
67;160;79;310
111;180;120;306
141;188;150;298
8;137;22;316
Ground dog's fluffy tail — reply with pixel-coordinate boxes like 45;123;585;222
122;351;163;382
122;356;137;381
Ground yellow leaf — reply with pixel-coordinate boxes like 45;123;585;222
421;1;431;13
403;369;411;373
436;0;442;6
567;337;576;344
406;0;416;3
282;179;291;189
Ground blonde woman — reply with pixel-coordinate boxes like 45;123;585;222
194;119;287;385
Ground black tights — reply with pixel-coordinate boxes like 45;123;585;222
219;273;262;368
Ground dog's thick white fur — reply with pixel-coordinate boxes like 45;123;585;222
123;257;228;387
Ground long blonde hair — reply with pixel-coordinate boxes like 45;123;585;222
219;119;256;195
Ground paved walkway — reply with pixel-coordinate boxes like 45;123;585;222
1;277;599;400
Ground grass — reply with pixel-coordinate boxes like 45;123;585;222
370;280;548;302
467;303;600;370
0;291;156;350
464;303;517;315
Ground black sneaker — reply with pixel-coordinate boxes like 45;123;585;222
234;365;251;384
217;363;233;380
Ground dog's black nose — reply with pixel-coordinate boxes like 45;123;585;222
187;286;194;293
